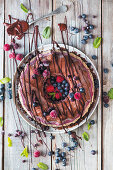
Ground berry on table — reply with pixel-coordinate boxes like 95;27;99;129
81;39;87;44
84;30;89;34
62;142;67;147
8;94;12;99
55;159;59;164
75;28;79;33
3;44;11;51
103;92;108;96
62;158;66;162
92;55;97;60
74;141;78;147
32;168;36;170
71;138;75;142
8;83;12;88
50;135;55;140
55;152;60;157
91;150;96;155
89;34;93;39
67;146;71;151
71;146;75;150
70;26;75;31
0;95;4;101
56;148;60;152
61;152;66;157
34;150;40;157
48;151;53;156
16;54;23;61
82;14;86;19
83;35;88;40
89;25;94;29
62;162;66;166
68;131;72;135
89;120;95;125
104;103;109;108
103;68;109;73
9;52;16;59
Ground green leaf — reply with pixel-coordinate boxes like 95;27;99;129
88;123;91;130
37;162;48;170
42;26;51;39
93;37;102;48
8;137;12;147
108;88;113;99
0;117;3;127
20;3;28;13
21;146;29;158
0;77;11;84
82;132;89;141
48;92;55;96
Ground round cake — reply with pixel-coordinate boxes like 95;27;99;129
18;48;94;128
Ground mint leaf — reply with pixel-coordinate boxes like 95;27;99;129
37;162;48;170
21;146;29;158
20;3;28;13
82;132;89;141
108;88;113;99
93;37;102;48
42;26;51;39
0;117;3;127
48;92;55;96
88;123;91;130
8;137;12;147
0;77;11;84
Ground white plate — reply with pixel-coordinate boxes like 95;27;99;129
13;44;100;133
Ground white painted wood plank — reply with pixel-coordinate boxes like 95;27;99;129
52;0;101;170
0;0;4;169
102;0;113;170
4;0;53;170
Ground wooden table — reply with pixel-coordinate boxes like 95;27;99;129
0;0;113;170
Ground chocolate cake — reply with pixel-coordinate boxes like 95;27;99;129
18;45;95;129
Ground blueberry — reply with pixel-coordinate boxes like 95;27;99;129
89;120;95;125
8;94;12;99
71;146;75;150
58;156;62;161
62;162;66;166
61;84;65;88
62;80;66;84
61;152;66;157
92;55;97;60
56;152;60;157
0;95;4;101
8;83;12;88
80;88;85;93
89;25;94;29
0;89;3;95
64;92;68;96
8;90;12;94
103;92;108;96
64;87;69;91
104;103;109;108
53;83;57;87
57;83;61;86
67;146;71;151
84;30;89;34
83;35;88;40
55;159;59;164
50;135;55;140
33;101;39;107
82;14;86;19
32;168;36;170
48;151;53;156
89;34;93;39
65;83;69;87
70;26;75;31
104;68;109;73
62;94;66;98
56;148;60;152
71;138;75;142
91;150;96;155
58;86;62;90
74;141;78;147
75;28;79;33
68;131;72;135
87;63;91;67
62;158;66;162
60;89;63;93
43;112;48;117
81;39;87;44
62;142;67;147
0;84;5;89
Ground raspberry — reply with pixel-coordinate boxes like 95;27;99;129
9;52;16;59
50;110;57;118
55;92;62;100
34;150;40;157
46;85;54;93
3;44;11;51
74;92;82;100
16;54;23;61
56;76;64;83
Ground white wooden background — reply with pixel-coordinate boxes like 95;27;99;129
0;0;113;170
